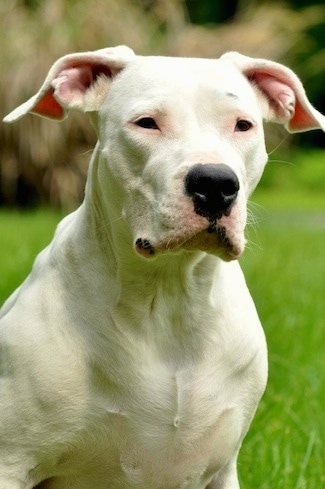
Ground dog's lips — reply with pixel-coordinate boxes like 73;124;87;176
181;224;245;261
135;237;155;257
135;222;245;261
206;223;243;260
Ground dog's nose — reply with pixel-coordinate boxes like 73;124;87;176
185;163;239;220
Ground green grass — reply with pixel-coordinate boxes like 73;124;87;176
0;173;324;487
238;149;325;486
0;209;62;304
239;211;325;488
254;149;325;211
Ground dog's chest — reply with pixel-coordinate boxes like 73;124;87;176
43;291;266;488
74;352;250;488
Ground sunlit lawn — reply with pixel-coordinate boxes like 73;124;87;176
0;209;62;304
0;150;324;487
238;150;325;487
239;210;325;488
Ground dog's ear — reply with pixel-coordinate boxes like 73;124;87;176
3;45;135;122
221;52;325;133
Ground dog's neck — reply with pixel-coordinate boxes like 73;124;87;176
77;195;223;301
55;203;231;361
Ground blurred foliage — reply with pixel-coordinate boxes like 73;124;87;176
251;149;325;211
0;0;324;209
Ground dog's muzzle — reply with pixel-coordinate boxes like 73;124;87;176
184;163;239;221
135;163;242;259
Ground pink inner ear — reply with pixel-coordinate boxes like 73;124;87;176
32;90;65;119
54;66;94;105
29;66;94;119
252;73;296;120
289;100;319;131
246;66;324;131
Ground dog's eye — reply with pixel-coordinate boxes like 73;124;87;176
235;119;253;132
135;117;159;130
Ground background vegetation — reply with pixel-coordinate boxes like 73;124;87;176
1;1;325;487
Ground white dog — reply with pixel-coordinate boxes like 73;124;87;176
1;46;324;489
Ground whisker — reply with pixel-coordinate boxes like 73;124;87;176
267;133;290;156
268;159;295;166
244;199;268;256
79;149;95;157
247;201;268;224
95;214;125;233
245;237;263;256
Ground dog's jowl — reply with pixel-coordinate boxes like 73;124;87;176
1;46;324;489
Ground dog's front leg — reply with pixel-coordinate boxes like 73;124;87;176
206;457;239;489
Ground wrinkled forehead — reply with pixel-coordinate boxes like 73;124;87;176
107;55;260;114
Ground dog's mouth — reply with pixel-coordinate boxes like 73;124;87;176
135;220;245;262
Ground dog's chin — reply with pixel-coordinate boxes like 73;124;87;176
135;225;245;262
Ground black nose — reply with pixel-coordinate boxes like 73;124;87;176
185;163;239;220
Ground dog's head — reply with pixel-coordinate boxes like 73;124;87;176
4;47;325;261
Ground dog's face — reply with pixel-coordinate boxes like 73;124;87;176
99;57;269;261
4;46;324;262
